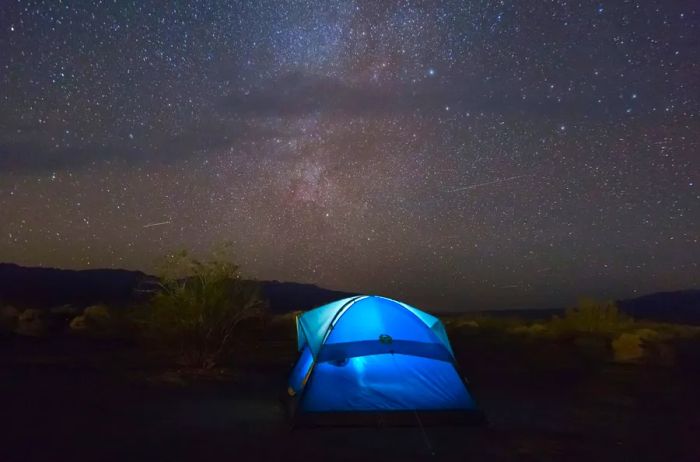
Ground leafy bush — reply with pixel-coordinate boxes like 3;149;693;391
84;304;111;322
15;309;52;336
550;298;631;335
508;323;547;336
449;315;523;332
134;247;267;369
612;328;677;365
69;304;130;338
612;333;644;362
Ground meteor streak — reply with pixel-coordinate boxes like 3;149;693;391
143;220;172;228
447;175;532;193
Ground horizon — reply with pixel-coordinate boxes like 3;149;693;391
1;2;698;312
1;260;697;314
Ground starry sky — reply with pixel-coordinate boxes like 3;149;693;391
1;1;698;311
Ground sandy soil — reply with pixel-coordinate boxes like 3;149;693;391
1;332;698;462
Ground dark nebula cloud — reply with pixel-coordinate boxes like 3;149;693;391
0;1;698;310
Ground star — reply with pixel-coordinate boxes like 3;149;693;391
0;1;696;310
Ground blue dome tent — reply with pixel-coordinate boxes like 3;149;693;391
287;295;483;426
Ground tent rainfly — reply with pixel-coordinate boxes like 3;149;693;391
287;295;484;426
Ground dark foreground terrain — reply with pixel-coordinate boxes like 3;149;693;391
1;324;699;462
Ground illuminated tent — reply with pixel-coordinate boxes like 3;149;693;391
287;295;483;425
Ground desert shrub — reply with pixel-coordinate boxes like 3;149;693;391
611;328;662;363
508;323;547;336
69;314;88;332
134;246;267;369
15;309;50;337
625;328;677;366
634;328;659;342
460;315;523;332
641;322;700;340
452;319;480;329
550;298;631;336
70;304;130;338
83;304;111;322
612;333;644;362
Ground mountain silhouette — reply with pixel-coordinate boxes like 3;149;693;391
0;263;355;313
0;263;698;323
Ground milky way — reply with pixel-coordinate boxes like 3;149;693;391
1;1;698;310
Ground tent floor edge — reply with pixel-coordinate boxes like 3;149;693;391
292;409;487;428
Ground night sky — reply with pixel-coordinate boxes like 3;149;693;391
1;1;698;311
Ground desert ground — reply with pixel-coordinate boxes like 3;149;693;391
1;314;699;462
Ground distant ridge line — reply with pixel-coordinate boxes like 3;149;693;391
0;263;698;324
